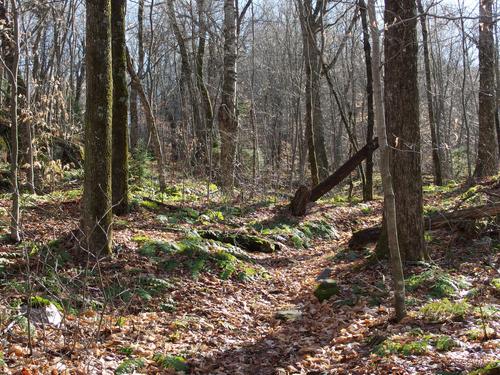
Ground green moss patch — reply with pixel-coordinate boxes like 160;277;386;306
405;267;470;298
314;279;340;302
419;298;470;322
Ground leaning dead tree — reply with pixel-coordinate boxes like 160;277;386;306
290;138;379;216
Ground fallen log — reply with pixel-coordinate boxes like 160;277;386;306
349;202;500;248
199;230;279;253
290;138;379;216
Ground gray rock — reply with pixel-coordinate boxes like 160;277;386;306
316;268;332;281
275;309;302;321
21;303;63;328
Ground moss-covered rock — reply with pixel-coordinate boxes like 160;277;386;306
314;279;339;302
199;230;278;253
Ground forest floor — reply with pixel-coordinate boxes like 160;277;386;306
0;175;499;374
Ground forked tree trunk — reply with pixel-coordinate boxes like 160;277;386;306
368;0;406;321
167;0;205;165
297;1;329;183
126;50;167;192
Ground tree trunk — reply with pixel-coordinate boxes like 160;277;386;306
218;0;238;191
381;0;425;262
196;0;213;153
126;51;167;192
297;1;329;183
475;0;499;177
290;138;379;216
359;0;375;202
167;0;205;166
83;0;113;256
368;0;406;321
350;202;500;248
1;0;21;242
129;0;144;151
417;0;443;186
111;0;129;215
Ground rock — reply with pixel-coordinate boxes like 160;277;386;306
275;309;302;321
314;279;339;302
21;303;63;328
199;230;279;253
316;268;332;281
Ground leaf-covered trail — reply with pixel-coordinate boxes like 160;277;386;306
1;190;499;374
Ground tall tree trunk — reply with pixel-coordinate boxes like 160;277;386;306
196;0;213;153
111;0;129;215
1;0;21;242
83;0;113;256
359;0;375;201
297;1;329;182
167;0;205;166
382;0;425;261
218;0;238;191
417;0;443;186
126;51;167;192
475;0;499;177
129;0;145;151
367;0;406;321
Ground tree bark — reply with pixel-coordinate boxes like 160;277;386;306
1;0;21;242
129;0;144;151
297;1;329;183
475;0;499;177
417;0;443;186
290;138;379;216
350;202;500;248
111;0;129;215
218;0;238;191
126;50;167;192
359;0;375;201
83;0;113;256
381;0;425;261
167;0;205;165
368;0;406;321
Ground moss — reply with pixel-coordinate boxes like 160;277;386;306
139;200;159;210
153;354;189;372
435;335;457;351
314;279;340;302
138;240;178;257
419;299;470;322
30;296;59;309
374;337;431;356
114;358;145;375
405;267;470;298
491;278;500;290
469;361;500;375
